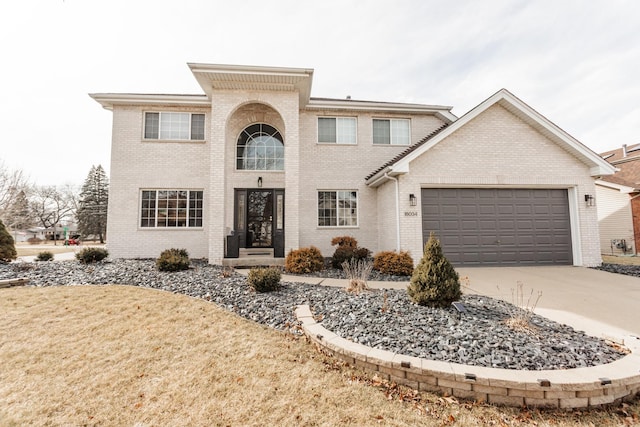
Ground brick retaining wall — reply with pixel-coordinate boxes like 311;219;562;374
296;305;640;409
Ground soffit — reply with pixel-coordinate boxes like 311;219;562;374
188;63;314;105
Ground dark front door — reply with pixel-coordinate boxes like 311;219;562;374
234;189;285;256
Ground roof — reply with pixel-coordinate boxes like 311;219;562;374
598;144;640;189
366;89;616;187
90;93;210;110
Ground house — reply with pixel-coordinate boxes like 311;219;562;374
90;63;615;267
596;144;640;255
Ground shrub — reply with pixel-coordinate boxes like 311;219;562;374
156;248;190;272
27;237;42;245
0;219;17;263
36;251;54;262
407;233;461;307
75;247;109;264
247;267;281;293
285;246;324;274
373;251;414;276
330;236;370;269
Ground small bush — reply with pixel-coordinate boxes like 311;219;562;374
36;251;54;262
156;248;190;272
75;247;109;264
330;236;370;269
285;246;325;274
373;251;414;276
407;233;461;307
27;237;43;245
247;267;281;293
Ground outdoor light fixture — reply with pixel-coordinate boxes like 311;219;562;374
257;177;262;188
584;194;595;207
409;193;417;206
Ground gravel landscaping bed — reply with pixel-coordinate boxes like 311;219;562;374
593;263;640;277
0;259;626;370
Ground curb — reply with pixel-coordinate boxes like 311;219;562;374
296;305;640;409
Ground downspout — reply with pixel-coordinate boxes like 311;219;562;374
384;172;401;252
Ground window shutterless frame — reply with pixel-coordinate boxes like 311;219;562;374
143;112;206;141
372;118;410;145
140;189;203;228
317;117;357;144
317;190;359;227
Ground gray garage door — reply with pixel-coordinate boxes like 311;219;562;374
421;188;573;266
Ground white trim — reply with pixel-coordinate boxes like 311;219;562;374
90;93;209;110
567;186;582;266
306;99;457;122
316;190;359;228
595;179;637;194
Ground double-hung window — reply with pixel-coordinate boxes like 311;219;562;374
144;112;205;141
318;117;357;144
372;119;410;145
318;190;358;227
140;190;203;228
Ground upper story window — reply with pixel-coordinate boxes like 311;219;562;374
373;119;410;145
237;123;284;171
318;117;357;144
144;112;205;141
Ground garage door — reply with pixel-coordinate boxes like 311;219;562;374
421;188;573;266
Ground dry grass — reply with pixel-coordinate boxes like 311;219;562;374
1;285;638;426
602;255;640;266
14;246;76;257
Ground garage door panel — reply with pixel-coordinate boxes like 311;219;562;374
421;188;572;266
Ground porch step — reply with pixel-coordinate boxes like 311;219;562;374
222;257;284;268
239;248;274;257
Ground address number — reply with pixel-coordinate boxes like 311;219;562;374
404;211;418;217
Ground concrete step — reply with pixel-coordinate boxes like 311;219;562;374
222;257;284;268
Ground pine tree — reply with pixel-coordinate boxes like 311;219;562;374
407;233;461;307
0;219;17;262
76;165;109;243
4;190;33;231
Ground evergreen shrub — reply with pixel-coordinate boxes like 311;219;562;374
285;246;324;274
156;248;190;272
75;247;109;263
373;251;414;276
0;219;17;262
407;233;461;307
248;267;281;293
330;236;370;269
36;251;54;262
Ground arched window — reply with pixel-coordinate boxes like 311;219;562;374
236;123;284;171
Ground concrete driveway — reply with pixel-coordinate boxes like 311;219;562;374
456;266;640;338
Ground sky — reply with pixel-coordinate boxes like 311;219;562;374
1;0;638;188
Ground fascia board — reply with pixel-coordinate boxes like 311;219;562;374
89;93;210;110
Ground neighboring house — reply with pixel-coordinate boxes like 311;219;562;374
91;63;614;267
596;144;640;255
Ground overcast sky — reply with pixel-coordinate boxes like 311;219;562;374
1;0;638;187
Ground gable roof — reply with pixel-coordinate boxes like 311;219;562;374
366;89;616;187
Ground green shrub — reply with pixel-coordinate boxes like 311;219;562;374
373;251;414;276
0;219;17;263
285;246;324;274
75;247;109;263
156;248;190;272
330;236;370;269
247;267;281;293
36;251;54;262
407;233;461;307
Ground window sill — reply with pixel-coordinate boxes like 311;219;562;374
142;139;207;144
316;142;358;146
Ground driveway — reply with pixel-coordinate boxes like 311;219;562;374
456;266;640;337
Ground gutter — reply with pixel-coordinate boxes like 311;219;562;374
384;172;401;252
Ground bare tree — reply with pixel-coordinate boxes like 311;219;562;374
30;185;77;245
0;161;31;224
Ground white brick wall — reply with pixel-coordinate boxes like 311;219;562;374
392;104;602;266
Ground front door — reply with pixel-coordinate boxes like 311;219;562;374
234;189;285;257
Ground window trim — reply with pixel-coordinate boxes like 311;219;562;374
139;189;204;229
317;117;358;145
143;111;206;142
372;118;411;146
235;123;285;171
317;190;359;228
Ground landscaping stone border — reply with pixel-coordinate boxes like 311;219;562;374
296;305;640;409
